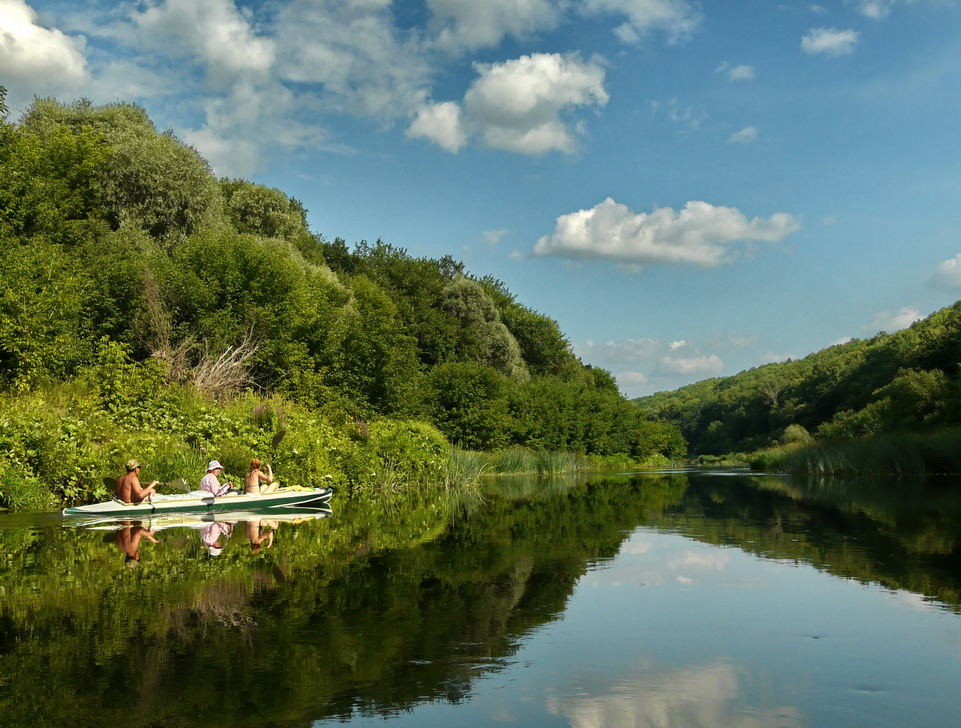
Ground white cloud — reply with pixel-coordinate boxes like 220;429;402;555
582;338;661;363
653;97;704;131
616;371;649;385
407;100;467;152
533;198;800;268
463;52;608;154
0;0;88;87
274;0;431;117
854;0;927;19
929;254;961;289
716;62;755;81
581;0;703;44
426;0;562;53
483;228;510;246
660;353;724;375
130;0;274;76
801;27;860;56
578;337;726;396
407;52;608;155
868;306;922;332
728;126;758;144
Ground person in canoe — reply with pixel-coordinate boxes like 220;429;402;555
245;458;279;495
116;459;160;504
200;460;234;496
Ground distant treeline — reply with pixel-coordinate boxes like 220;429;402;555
636;301;961;456
0;90;684;482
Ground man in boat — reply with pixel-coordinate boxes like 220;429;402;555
116;459;160;504
200;460;233;496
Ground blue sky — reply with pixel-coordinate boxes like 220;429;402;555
3;0;961;397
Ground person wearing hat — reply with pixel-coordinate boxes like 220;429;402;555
116;459;160;504
200;460;233;496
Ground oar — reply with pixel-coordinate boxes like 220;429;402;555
163;477;190;493
270;427;287;457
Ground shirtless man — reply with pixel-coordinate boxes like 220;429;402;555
116;459;159;504
244;458;279;495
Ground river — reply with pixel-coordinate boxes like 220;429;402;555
1;470;960;727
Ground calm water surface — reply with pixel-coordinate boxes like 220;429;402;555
2;470;961;727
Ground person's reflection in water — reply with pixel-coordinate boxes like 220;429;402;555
116;521;158;566
200;520;234;556
246;519;278;554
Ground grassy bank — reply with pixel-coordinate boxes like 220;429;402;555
449;446;680;478
749;429;961;476
0;343;456;511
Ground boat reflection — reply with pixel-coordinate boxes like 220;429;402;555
68;505;333;532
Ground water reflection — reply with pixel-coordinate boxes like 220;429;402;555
546;662;803;728
0;471;960;727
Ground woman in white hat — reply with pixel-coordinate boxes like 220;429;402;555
200;460;233;496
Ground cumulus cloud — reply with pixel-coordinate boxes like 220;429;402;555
728;126;758;144
410;52;608;155
533;198;800;268
716;62;755;81
274;0;431;117
0;1;640;171
869;306;922;332
131;0;274;76
581;0;703;44
801;27;860;56
929;254;961;289
407;100;467;152
464;52;608;154
0;0;88;87
426;0;562;53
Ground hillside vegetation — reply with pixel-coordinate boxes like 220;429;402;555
0;91;683;509
637;301;961;469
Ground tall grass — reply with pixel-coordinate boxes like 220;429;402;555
750;429;961;476
485;447;587;475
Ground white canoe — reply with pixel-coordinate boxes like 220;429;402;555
62;486;333;517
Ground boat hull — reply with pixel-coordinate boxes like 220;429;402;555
62;487;333;517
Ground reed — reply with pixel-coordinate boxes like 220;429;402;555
751;429;961;476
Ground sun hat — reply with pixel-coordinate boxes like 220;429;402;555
206;460;223;472
125;459;141;471
208;545;223;556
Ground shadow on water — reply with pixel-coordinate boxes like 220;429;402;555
0;470;960;726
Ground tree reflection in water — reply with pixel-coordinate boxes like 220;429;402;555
0;471;960;726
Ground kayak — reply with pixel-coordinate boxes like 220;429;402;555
62;486;333;517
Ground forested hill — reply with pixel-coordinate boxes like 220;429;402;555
0;92;683;462
636;301;961;455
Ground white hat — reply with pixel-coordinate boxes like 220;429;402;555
206;460;223;472
208;545;223;556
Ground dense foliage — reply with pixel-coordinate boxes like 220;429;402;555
636;301;961;457
0;93;683;507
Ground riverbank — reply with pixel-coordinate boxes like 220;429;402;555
748;428;961;476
